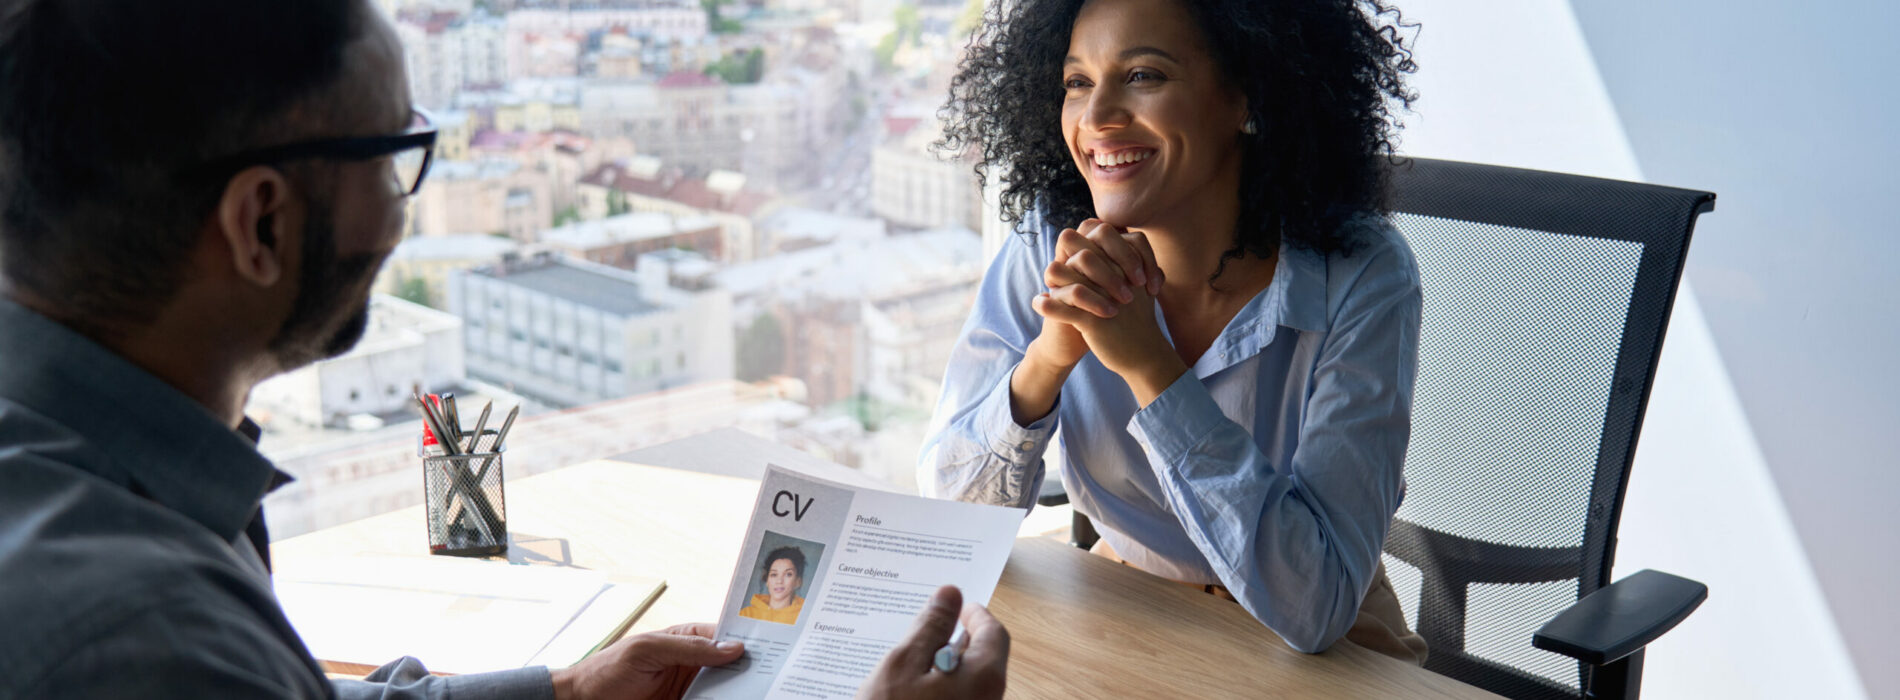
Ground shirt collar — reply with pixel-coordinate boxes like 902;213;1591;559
0;297;292;541
1184;243;1331;378
1276;243;1330;334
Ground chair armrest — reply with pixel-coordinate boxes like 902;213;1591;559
1532;569;1707;665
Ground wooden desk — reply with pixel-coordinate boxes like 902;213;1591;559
275;443;1499;698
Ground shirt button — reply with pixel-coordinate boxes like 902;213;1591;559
1018;441;1036;451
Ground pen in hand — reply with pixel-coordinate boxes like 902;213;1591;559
933;623;970;673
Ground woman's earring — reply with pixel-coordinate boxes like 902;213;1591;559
1241;118;1259;135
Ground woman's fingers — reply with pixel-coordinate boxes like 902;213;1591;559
1042;258;1084;289
1079;219;1149;289
1043;260;1121;313
1046;282;1118;319
1123;229;1163;296
1057;220;1165;301
1065;250;1132;303
1032;293;1098;326
1056;226;1128;290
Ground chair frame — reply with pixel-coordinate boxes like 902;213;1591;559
1382;158;1714;700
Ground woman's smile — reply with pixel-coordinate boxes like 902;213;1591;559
1087;145;1158;182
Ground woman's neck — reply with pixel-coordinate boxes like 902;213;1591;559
1135;206;1274;308
1121;151;1277;304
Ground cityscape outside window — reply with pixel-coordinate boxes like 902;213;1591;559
253;0;1003;540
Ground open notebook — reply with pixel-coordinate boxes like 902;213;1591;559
273;555;664;675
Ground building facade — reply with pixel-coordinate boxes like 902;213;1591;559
250;295;467;428
448;253;734;406
577;159;782;263
578;75;815;189
871;121;980;231
373;233;521;308
410;158;555;240
718;228;983;409
540;211;723;268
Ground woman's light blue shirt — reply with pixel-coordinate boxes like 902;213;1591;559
919;210;1421;653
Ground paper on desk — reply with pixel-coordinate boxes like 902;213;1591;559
274;555;617;674
685;463;1025;699
527;576;668;669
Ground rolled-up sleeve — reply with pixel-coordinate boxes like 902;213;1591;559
1127;245;1420;654
918;221;1058;509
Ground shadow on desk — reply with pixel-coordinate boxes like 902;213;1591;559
507;533;574;567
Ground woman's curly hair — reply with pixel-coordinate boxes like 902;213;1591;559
938;0;1418;273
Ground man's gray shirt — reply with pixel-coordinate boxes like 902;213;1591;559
0;298;554;699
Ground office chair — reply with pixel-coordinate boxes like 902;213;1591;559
1041;158;1715;699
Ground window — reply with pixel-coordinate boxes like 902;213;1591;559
269;0;988;541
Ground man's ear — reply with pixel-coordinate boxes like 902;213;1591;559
214;166;299;288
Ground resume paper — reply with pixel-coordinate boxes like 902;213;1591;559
685;464;1024;699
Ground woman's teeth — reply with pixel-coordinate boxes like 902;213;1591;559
1094;150;1153;167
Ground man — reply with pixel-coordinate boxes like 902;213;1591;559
0;1;1008;698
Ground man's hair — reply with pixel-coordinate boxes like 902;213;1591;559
0;0;360;332
762;547;807;582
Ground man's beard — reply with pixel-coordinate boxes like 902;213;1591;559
267;205;387;372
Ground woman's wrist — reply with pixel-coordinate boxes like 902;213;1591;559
1126;353;1190;409
1009;338;1074;426
1022;335;1079;380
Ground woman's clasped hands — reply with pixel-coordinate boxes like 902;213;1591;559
1030;219;1187;399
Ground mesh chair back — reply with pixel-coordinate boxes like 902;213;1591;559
1378;158;1714;699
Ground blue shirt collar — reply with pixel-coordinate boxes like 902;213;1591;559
1277;243;1330;334
0;297;290;541
1186;243;1330;378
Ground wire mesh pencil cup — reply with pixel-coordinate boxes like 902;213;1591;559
421;428;507;557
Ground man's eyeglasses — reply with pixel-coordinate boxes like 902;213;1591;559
193;108;438;196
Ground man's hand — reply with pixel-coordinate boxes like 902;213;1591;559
857;586;1009;700
551;622;744;700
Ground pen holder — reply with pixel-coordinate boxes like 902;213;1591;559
421;433;508;557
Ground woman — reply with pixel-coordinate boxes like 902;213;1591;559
738;547;807;625
922;0;1427;662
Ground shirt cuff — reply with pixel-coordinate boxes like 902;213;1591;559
1127;372;1224;471
343;657;554;700
974;367;1058;464
443;667;555;700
